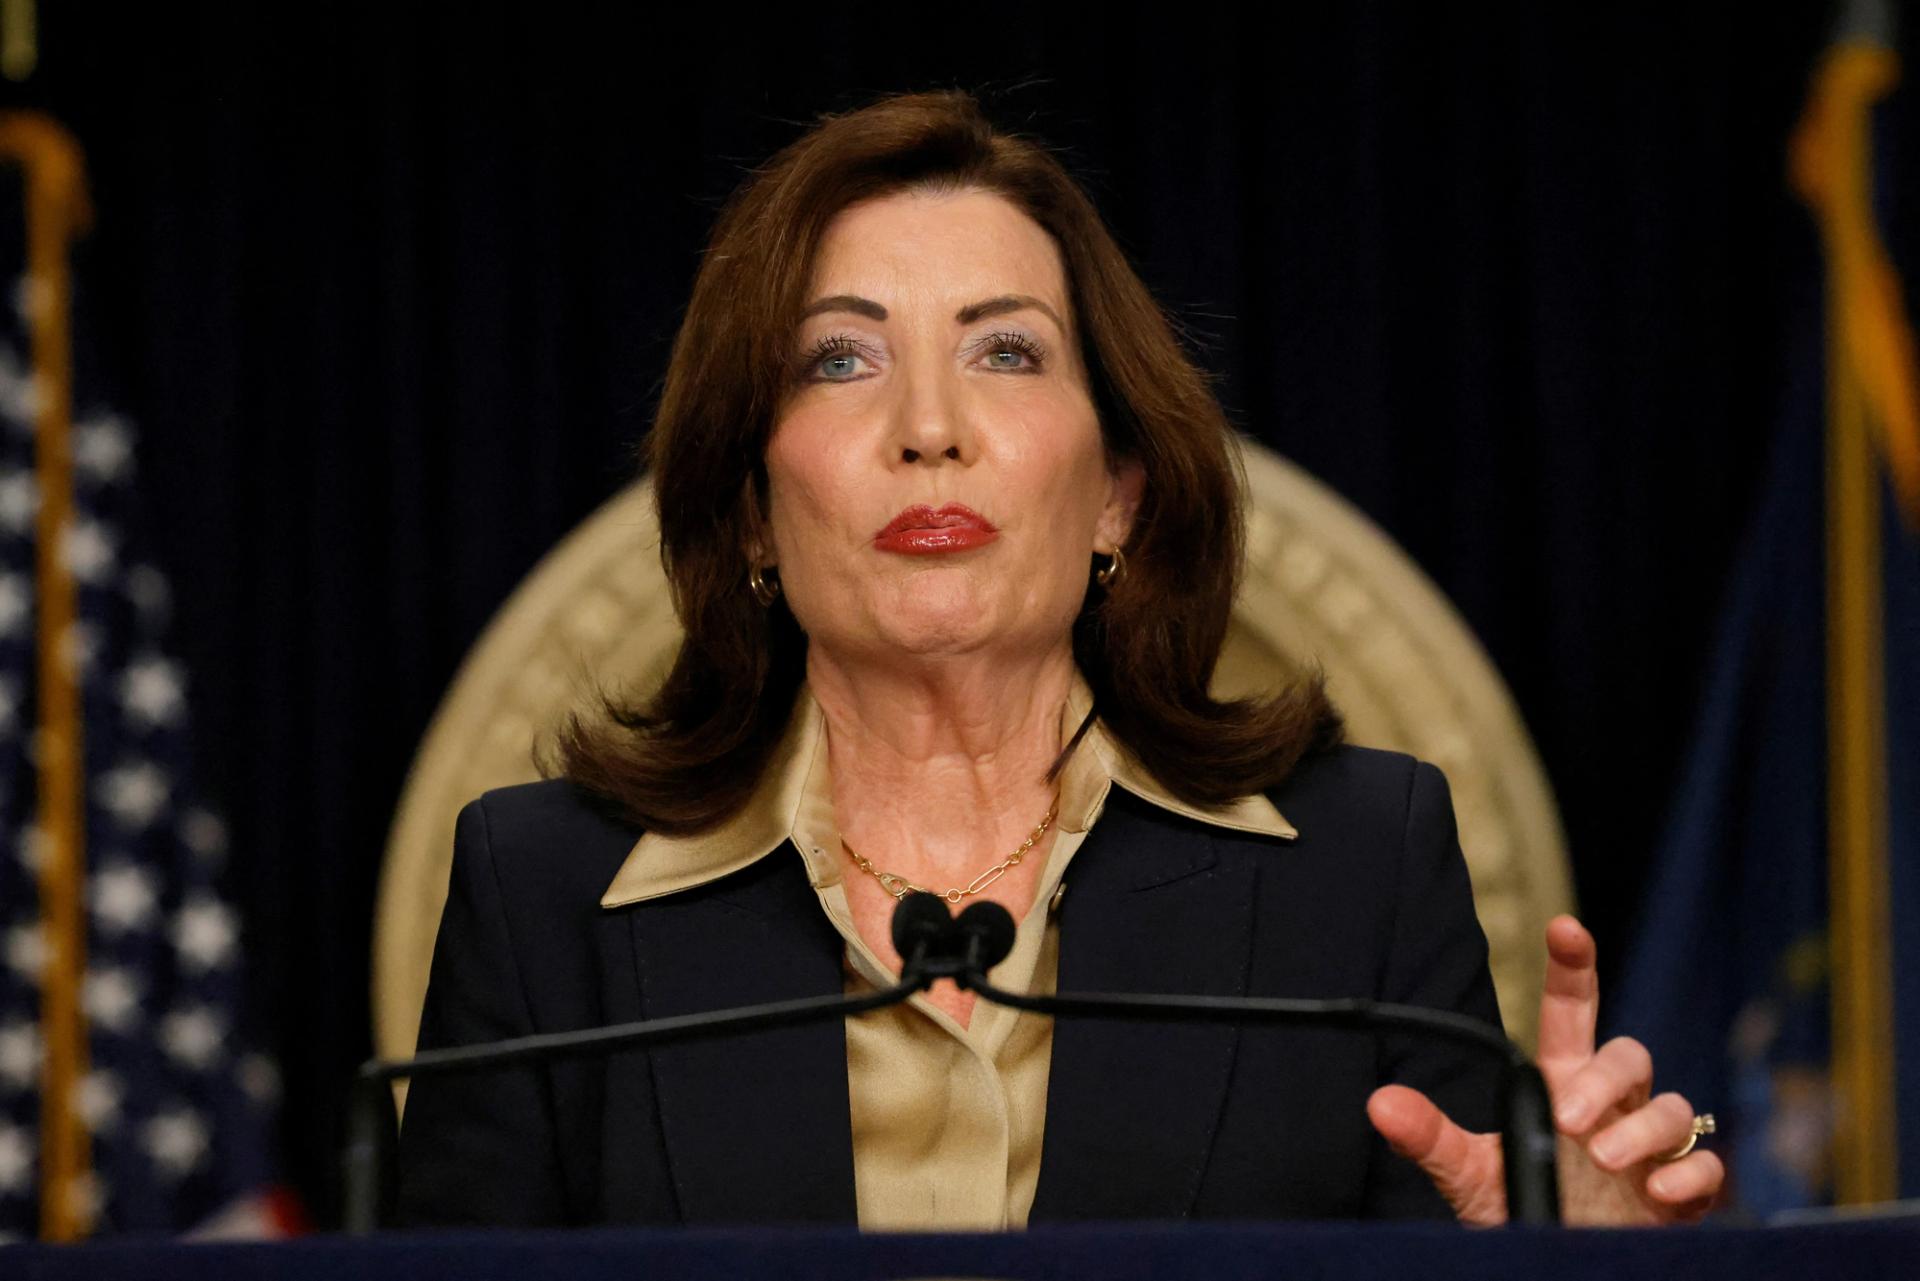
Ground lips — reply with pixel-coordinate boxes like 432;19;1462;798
873;503;999;555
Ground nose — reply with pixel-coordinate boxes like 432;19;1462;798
888;365;974;466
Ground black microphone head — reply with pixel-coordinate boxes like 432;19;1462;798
954;900;1017;972
890;892;956;962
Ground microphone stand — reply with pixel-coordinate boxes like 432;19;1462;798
943;898;1562;1225
341;902;964;1236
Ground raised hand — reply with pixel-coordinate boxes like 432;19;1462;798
1365;915;1724;1226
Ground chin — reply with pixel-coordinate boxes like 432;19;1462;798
874;610;998;657
867;582;1002;657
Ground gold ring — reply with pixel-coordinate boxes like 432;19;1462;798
1663;1112;1716;1162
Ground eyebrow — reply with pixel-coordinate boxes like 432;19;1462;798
798;292;1067;331
800;294;888;322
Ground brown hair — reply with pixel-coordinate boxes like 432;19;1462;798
554;89;1343;833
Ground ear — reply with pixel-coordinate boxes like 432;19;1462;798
1095;456;1146;553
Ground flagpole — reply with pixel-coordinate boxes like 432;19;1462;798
0;113;93;1241
1792;28;1914;1205
1825;282;1899;1207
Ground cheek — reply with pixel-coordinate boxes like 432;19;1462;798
1007;413;1110;531
763;416;862;568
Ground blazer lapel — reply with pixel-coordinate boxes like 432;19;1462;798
1029;793;1260;1221
596;845;856;1225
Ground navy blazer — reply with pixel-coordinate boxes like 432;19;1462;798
394;744;1505;1226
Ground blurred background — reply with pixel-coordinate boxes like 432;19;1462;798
0;0;1914;1239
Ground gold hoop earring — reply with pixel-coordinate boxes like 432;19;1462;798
1095;547;1126;589
748;564;781;606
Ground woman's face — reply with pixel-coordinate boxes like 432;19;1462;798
764;187;1141;668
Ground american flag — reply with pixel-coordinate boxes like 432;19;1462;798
0;158;280;1237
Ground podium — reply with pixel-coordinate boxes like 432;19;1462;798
7;1220;1919;1279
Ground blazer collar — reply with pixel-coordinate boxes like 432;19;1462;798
597;674;1296;910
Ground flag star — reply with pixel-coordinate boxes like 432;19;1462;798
173;896;238;971
63;1170;105;1227
3;924;43;980
10;277;47;325
0;1124;31;1194
75;1069;124;1133
83;967;145;1035
0;1021;40;1090
125;564;171;622
97;760;170;830
0;469;35;534
90;863;160;933
14;822;48;874
239;1053;281;1105
72;415;135;484
119;654;187;729
142;1109;209;1179
160;1006;224;1070
0;573;28;638
0;348;39;428
60;518;117;585
58;620;101;676
179;809;228;863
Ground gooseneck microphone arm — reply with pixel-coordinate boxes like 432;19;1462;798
341;895;961;1235
938;895;1562;1226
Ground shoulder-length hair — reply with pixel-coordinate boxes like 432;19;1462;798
554;89;1343;834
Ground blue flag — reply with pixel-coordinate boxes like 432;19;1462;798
1610;16;1920;1217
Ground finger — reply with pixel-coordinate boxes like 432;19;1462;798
1367;1085;1502;1222
1553;1036;1654;1134
1536;915;1600;1069
1645;1150;1725;1207
1368;1084;1466;1167
1587;1092;1694;1171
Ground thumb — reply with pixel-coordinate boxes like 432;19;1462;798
1367;1084;1506;1225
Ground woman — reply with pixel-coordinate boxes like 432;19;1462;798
396;90;1723;1229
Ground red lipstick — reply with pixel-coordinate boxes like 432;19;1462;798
873;503;999;555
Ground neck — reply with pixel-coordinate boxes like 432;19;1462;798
808;645;1075;877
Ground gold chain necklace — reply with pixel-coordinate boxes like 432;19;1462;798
843;803;1058;904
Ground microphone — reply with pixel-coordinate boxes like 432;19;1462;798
892;890;963;973
945;897;1561;1225
955;899;1016;971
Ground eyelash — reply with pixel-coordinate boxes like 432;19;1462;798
799;330;1049;381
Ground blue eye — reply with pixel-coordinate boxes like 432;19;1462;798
978;331;1046;372
803;335;869;382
